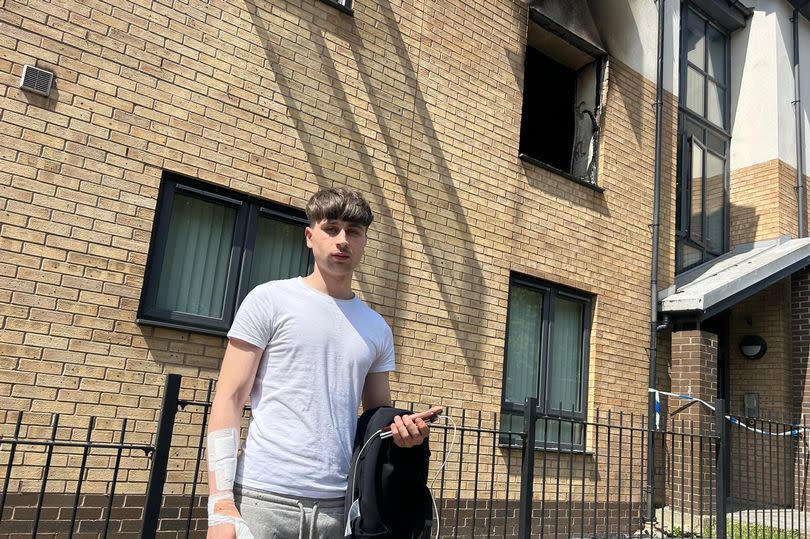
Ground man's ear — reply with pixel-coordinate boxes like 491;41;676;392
304;226;313;247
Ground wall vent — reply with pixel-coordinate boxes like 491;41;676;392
19;65;53;96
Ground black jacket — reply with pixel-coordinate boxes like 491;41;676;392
343;407;433;538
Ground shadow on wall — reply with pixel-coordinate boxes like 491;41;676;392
241;0;490;387
728;4;754;134
729;201;761;249
588;0;647;149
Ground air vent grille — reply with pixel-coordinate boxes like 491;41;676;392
20;65;53;96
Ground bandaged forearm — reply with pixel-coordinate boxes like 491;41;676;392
208;428;239;494
208;428;253;538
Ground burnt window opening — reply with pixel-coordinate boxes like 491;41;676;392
520;48;576;172
519;8;608;185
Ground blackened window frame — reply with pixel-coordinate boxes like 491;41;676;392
137;172;312;336
518;10;608;190
676;2;732;273
499;274;593;451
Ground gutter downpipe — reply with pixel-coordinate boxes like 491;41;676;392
794;6;807;238
646;0;666;525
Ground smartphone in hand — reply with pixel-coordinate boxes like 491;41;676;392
407;405;443;424
380;406;443;438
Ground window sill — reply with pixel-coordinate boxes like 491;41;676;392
498;440;592;456
519;153;604;193
318;0;353;16
136;317;228;338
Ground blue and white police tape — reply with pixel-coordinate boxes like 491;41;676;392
648;388;716;429
648;388;805;437
726;415;804;437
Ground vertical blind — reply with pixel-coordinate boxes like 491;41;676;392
155;193;236;318
152;192;311;322
249;215;313;291
504;285;544;406
548;297;584;412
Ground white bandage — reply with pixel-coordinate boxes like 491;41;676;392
208;493;255;539
208;428;239;492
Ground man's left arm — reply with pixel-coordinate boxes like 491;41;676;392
362;371;429;448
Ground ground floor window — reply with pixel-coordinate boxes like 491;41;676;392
137;172;312;335
500;275;592;449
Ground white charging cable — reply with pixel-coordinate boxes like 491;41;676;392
428;415;457;539
344;414;458;539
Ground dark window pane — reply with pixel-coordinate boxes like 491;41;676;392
707;26;726;83
706;131;726;154
548;297;584;412
686;9;705;69
680;242;703;271
707;81;724;127
684;119;704;143
538;417;584;446
503;284;544;405
705;152;725;253
690;142;704;242
499;411;524;444
249;215;312;290
686;66;705;116
155;193;236;318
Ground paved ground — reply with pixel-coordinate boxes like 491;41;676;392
635;503;810;537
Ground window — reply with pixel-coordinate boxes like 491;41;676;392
318;0;353;15
676;5;730;273
137;173;313;335
500;275;592;450
519;7;608;185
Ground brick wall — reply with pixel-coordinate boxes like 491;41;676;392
669;330;717;512
1;0;674;435
729;281;793;418
0;0;676;520
793;267;810;420
729;159;807;247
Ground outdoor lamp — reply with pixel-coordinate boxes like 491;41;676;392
739;335;767;360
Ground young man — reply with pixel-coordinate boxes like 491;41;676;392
206;187;430;539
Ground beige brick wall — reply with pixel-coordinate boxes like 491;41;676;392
729;281;793;418
0;0;677;503
669;330;717;512
730;159;808;247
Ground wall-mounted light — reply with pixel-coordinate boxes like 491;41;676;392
739;334;767;360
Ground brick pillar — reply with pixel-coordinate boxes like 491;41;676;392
793;268;810;419
669;330;718;518
792;268;810;510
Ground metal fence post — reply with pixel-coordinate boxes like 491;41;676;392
715;398;728;539
141;374;182;539
518;397;538;538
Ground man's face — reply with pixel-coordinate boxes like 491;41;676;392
305;219;367;278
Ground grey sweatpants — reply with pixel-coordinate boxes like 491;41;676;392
234;485;345;539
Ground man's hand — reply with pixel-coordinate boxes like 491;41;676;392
208;522;237;539
207;495;254;539
389;413;430;448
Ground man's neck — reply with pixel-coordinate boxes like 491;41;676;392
302;272;354;300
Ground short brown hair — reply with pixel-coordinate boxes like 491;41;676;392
305;187;374;228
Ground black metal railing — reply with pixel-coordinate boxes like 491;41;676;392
2;375;810;538
0;411;153;537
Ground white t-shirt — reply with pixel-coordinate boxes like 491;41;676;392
227;277;395;498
